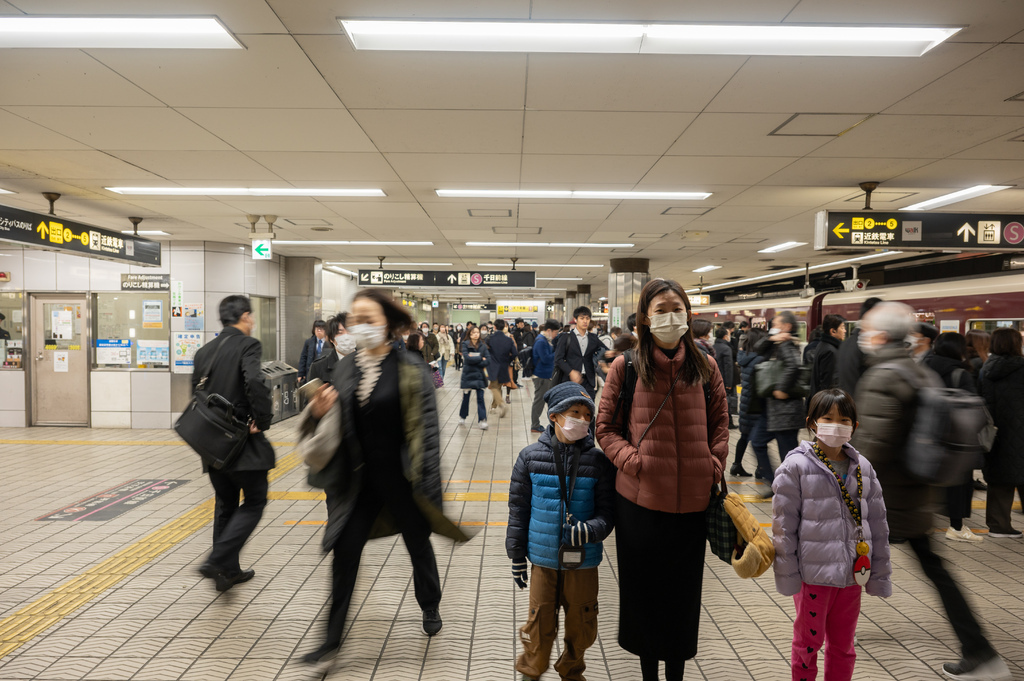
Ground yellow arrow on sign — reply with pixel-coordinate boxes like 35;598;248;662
833;222;849;239
36;221;49;238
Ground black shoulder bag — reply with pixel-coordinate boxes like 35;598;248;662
174;335;250;470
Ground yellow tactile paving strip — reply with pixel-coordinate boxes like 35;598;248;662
0;450;302;660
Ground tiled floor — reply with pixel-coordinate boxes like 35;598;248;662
0;375;1022;680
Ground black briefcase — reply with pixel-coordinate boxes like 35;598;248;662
174;336;248;470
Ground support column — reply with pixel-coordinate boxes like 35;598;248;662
564;290;578;325
576;284;591;314
552;298;564;324
607;258;650;331
284;257;323;369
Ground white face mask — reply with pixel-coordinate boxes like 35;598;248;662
814;422;854;448
556;415;590;442
858;329;882;355
335;334;357;356
648;311;689;345
768;327;782;336
350;324;388;350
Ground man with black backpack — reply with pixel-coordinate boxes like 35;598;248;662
855;302;1010;681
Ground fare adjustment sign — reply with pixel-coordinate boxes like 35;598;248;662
816;210;1024;252
0;203;162;266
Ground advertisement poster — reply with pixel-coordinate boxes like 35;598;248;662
142;300;163;329
173;333;203;373
137;340;169;365
54;351;69;372
183;303;204;331
96;339;132;365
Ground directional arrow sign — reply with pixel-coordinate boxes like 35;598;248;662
957;223;976;243
832;222;849;239
447;274;457;284
252;240;272;260
36;221;49;238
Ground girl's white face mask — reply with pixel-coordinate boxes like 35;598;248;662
814;422;854;448
648;311;689;345
556;415;590;442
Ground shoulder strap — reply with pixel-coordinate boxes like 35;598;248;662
611;349;638;438
951;368;966;389
195;333;238;392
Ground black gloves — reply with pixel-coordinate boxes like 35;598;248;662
512;560;528;589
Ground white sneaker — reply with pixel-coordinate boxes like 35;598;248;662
458;418;466;426
479;421;488;431
942;654;1012;680
946;526;984;542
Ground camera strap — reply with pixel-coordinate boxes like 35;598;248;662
552;440;581;510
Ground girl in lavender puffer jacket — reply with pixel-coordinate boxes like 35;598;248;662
772;388;891;681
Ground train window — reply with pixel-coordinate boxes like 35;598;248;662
967;319;1023;333
795;322;807;342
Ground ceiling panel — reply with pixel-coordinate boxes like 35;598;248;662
887;159;1024;187
666;113;835;157
179;108;376;153
6;107;232;151
385;153;521;183
0;50;163;107
298;36;528;110
272;0;531;34
526;54;743;112
696;205;806;223
952;129;1024;160
761;157;935;186
419;202;517;220
639;156;797;186
517;203;617;220
520;155;657;184
706;43;988;114
247;152;399;182
725;186;856;207
108;151;279;181
114;199;248;217
0;110;87;150
0;150;162;181
811;114;1024;159
89;36;342;109
531;0;795;21
351;110;524;153
523;111;695;155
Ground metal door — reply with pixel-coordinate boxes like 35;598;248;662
30;294;89;426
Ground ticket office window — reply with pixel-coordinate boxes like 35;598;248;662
250;296;278;362
92;293;171;369
967;319;1023;333
0;292;24;369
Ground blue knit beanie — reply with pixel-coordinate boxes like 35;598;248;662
544;382;595;418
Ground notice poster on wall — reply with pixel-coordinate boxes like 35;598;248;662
137;339;169;366
172;332;203;373
54;351;69;372
52;309;74;339
183;303;204;331
142;300;163;329
96;339;132;365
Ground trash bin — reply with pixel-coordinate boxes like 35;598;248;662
261;361;299;424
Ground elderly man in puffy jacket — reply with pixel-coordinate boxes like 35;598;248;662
855;302;1011;681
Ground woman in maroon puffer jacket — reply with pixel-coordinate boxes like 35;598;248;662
597;278;730;681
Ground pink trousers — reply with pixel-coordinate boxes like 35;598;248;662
791;582;861;681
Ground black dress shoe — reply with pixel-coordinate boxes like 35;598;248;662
301;642;340;664
422;608;443;636
197;563;218;579
215;569;255;592
973;478;988;491
730;464;752;478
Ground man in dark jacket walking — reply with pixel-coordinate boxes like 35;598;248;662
530;320;561;433
713;326;737;428
553;306;605;400
298;320;327;384
836;297;881;396
486;319;518;415
810;313;845;395
192;295;276;592
856;302;1011;681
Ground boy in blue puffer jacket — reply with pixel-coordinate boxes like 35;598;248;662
507;382;615;681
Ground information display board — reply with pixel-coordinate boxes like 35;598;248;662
358;270;536;288
815;210;1024;252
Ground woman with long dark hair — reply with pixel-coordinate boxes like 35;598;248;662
299;289;467;663
596;278;729;681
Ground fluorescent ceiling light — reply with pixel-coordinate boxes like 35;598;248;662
341;20;959;57
106;187;386;197
686;251;903;293
326;266;357;277
478;263;603;268
540;277;584;281
899;185;1013;211
468;241;634;248
275;240;433;246
326;261;453;266
0;17;241;49
693;265;722;273
0;188;14;194
120;230;170;236
758;241;807;253
437;189;710;200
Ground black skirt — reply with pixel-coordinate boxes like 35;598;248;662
615;493;707;661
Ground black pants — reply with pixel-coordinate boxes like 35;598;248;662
946;476;974;530
733;432;749;468
325;478;441;645
986;484;1024;534
207;468;269;574
907;535;993;660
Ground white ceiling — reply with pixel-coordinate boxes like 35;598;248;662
0;0;1023;296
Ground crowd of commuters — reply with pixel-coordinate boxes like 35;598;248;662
185;286;1019;681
